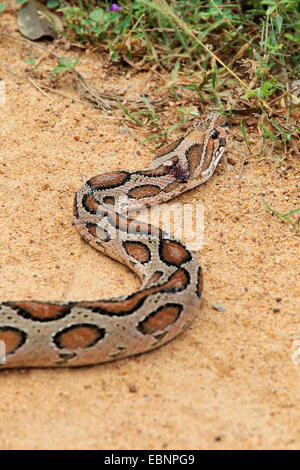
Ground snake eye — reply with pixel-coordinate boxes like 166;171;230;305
211;130;219;139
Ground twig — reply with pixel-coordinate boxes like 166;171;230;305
27;76;52;100
0;32;122;110
0;62;52;101
269;85;300;106
0;61;123;115
0;31;171;112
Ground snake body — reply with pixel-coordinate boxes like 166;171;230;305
0;112;228;368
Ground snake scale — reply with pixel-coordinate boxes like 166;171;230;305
0;112;228;368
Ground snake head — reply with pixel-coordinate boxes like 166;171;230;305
150;112;229;185
190;112;229;181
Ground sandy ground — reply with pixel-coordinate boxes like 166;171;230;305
0;16;299;449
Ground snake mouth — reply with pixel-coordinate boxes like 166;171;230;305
201;146;225;178
215;145;225;161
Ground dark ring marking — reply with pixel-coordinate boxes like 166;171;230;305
53;323;106;350
135;167;169;178
154;137;184;158
76;268;190;317
86;171;130;190
135;157;179;179
82;194;99;214
3;301;74;322
137;303;183;335
186;143;204;176
159;239;192;267
0;326;27;355
123;241;151;264
163;267;190;294
102;195;116;206
106;212;166;239
128;184;161;200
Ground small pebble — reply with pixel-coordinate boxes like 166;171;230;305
212;304;226;312
227;157;236;165
129;384;137;393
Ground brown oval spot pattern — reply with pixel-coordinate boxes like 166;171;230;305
159;239;192;266
53;324;105;350
155;137;184;158
123;241;151;264
82;194;99;214
186;143;203;176
128;184;161;200
87;171;130;190
196;266;203;298
202;139;214;171
77;268;189;316
102;195;115;206
6;301;73;322
135;165;169;178
107;211;164;239
163;181;181;193
138;303;183;335
0;326;27;355
163;268;190;293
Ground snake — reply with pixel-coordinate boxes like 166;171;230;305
0;112;228;368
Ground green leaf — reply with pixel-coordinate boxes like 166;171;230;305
24;58;36;65
266;5;277;15
50;56;80;77
259;123;276;141
0;3;7;13
177;108;200;117
271;120;285;141
275;15;283;33
284;33;298;43
47;0;60;8
240;120;250;152
245;90;257;98
89;8;104;23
